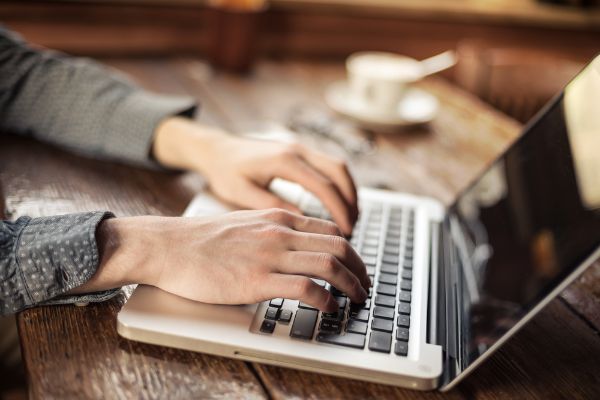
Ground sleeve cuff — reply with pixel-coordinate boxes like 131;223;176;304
41;288;121;307
15;211;115;305
103;90;198;169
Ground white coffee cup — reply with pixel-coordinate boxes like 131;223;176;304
346;52;423;115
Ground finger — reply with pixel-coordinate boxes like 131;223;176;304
279;251;368;304
285;232;370;290
273;212;344;237
297;148;358;220
265;274;339;312
234;180;301;214
277;156;353;235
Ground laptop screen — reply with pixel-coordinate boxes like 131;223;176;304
444;57;600;382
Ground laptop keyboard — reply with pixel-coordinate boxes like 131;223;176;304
258;201;415;356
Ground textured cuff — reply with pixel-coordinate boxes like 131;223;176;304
15;211;115;305
103;90;197;169
41;288;121;307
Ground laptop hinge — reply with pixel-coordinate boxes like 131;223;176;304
430;216;460;387
427;221;440;345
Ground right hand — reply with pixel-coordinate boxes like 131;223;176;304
77;209;370;312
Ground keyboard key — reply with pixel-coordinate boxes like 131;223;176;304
322;310;344;321
278;309;293;323
364;231;380;240
390;206;404;214
346;319;368;335
384;246;400;256
265;307;279;320
375;294;396;308
298;302;317;310
396;328;409;341
366;266;376;275
378;273;397;285
400;280;412;291
399;292;411;303
311;279;327;287
369;331;392;353
397;315;410;328
317;332;366;349
269;298;284;308
371;318;393;333
363;237;379;247
319;319;342;333
388;229;402;239
385;235;400;245
388;220;402;228
290;309;318;340
402;270;412;280
380;263;398;275
362;256;378;266
394;341;409;356
361;246;378;256
349;309;370;322
260;319;276;334
398;302;411;315
403;260;413;270
335;296;347;309
382;254;399;264
376;283;397;296
373;306;395;320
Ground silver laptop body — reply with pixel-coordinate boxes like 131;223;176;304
117;56;600;391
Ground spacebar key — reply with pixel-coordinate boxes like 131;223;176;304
316;333;366;349
290;309;318;339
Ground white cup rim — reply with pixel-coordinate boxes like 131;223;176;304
346;51;422;83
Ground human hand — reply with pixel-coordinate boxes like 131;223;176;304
72;210;370;312
152;117;358;235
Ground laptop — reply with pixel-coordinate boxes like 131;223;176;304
117;55;600;391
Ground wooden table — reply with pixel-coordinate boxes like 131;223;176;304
2;59;599;399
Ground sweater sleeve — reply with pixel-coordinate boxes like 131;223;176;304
0;26;198;168
0;212;120;316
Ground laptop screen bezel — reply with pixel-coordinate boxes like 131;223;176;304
437;56;600;390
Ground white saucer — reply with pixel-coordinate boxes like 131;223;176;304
325;80;439;131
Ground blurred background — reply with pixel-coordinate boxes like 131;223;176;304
1;0;599;123
1;2;599;398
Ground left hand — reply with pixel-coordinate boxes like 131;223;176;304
152;117;358;235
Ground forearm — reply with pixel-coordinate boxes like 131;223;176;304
0;27;197;168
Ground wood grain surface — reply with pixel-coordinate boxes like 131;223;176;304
2;59;598;399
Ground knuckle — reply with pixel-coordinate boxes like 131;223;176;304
321;179;336;192
324;221;342;236
279;144;301;160
287;142;304;154
260;224;289;240
317;253;338;274
329;235;347;254
332;157;347;169
266;208;291;224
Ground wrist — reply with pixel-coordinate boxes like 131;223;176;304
152;117;234;176
69;217;159;294
97;217;162;286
